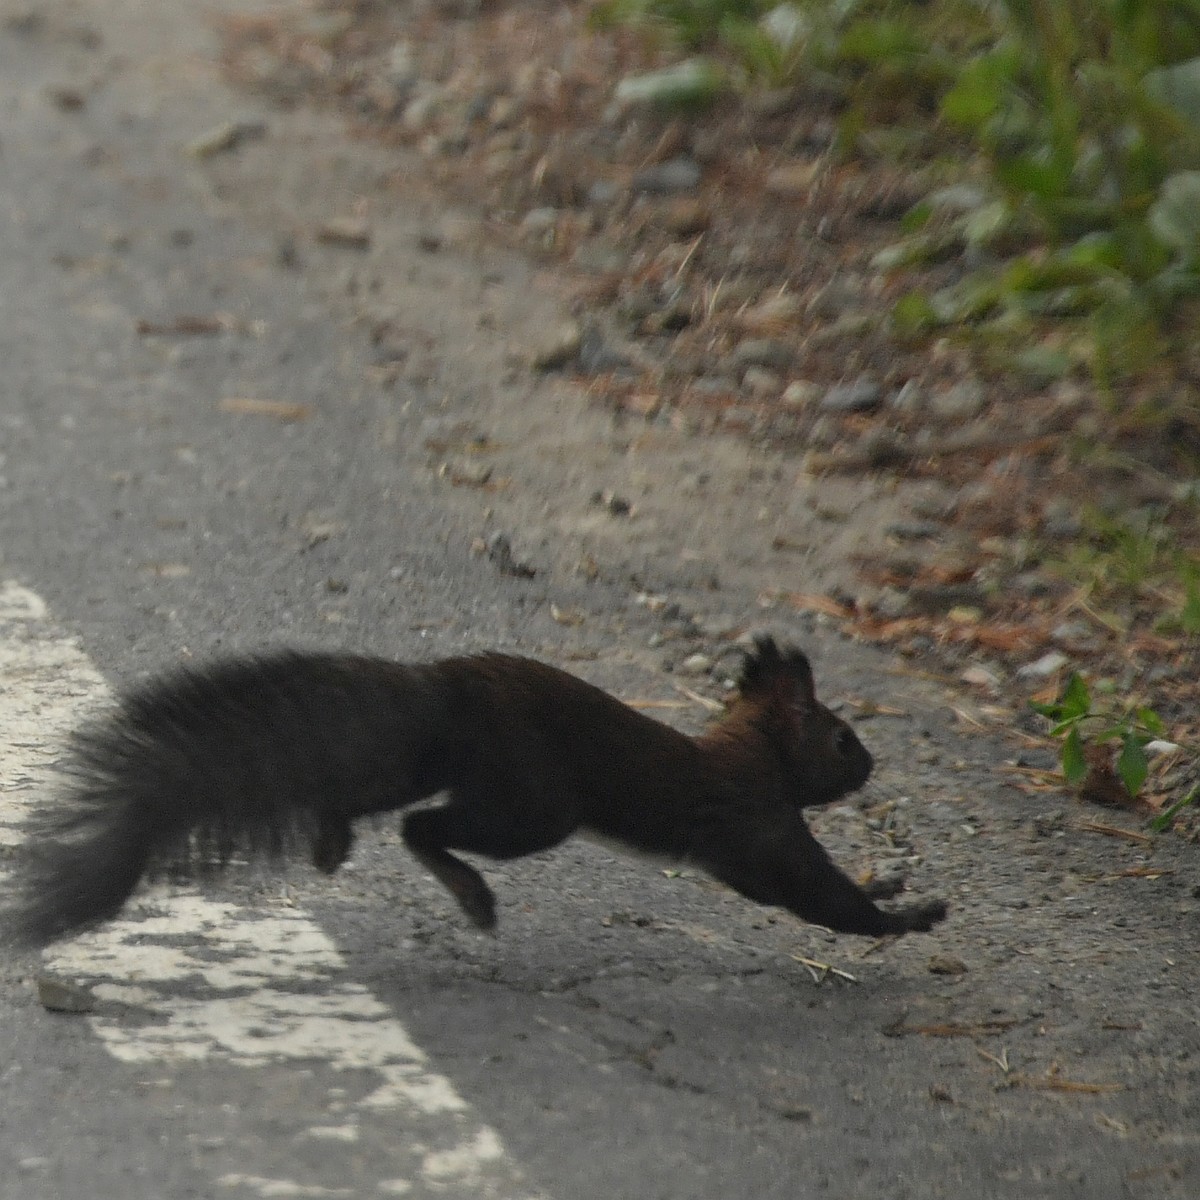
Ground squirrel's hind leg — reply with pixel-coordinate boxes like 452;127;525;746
402;810;499;929
401;787;581;929
311;813;354;875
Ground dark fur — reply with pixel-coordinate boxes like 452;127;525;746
8;636;947;946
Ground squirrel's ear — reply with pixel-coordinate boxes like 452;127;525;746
740;637;816;707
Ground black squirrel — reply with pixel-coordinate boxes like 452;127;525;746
9;636;947;946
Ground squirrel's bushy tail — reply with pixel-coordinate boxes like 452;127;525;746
7;652;447;946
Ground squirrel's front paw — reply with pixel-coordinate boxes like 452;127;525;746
884;898;948;934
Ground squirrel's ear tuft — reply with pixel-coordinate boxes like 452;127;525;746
739;636;815;705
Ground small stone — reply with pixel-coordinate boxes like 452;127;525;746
586;179;620;207
591;489;633;516
781;380;820;407
820;377;883;414
631;156;702;195
908;482;958;521
577;325;631;374
679;653;713;675
890;379;925;414
858;428;907;466
886;520;942;541
742;366;782;397
807;276;866;319
36;976;95;1013
485;532;536;578
403;85;443;131
315;218;371;250
872;586;910;619
47;86;86;111
385;40;418;88
926;183;988;213
1018;650;1070;679
1052;619;1092;642
732;338;795;372
961;664;1002;689
930;379;987;422
520;207;559;237
765;161;821;196
927;955;968;976
736;293;803;333
614;61;724;110
947;605;984;624
1012;570;1054;598
529;319;582;370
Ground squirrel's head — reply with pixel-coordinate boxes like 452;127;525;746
733;636;873;805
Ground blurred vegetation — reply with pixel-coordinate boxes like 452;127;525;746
592;0;1200;389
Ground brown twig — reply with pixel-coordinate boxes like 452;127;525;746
1076;820;1153;845
791;955;859;984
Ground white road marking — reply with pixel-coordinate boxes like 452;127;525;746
0;583;540;1198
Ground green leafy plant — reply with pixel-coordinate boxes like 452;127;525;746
1031;672;1164;800
1149;781;1200;830
1043;507;1200;632
924;0;1200;373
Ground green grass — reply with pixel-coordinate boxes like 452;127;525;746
593;0;1200;385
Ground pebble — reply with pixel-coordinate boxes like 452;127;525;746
577;324;632;374
961;664;1002;689
528;319;583;370
591;489;633;516
807;276;866;319
1012;570;1055;598
926;183;988;213
403;85;443;131
856;427;907;466
764;161;821;196
889;379;925;413
485;532;535;578
872;587;910;619
737;293;803;332
820;376;883;414
930;379;987;422
781;380;820;407
732;337;794;372
520;206;559;234
36;976;95;1013
886;520;942;541
742;366;782;397
385;39;418;89
927;955;968;976
586;179;620;207
315;218;371;250
631;156;702;195
678;653;713;676
1018;650;1070;679
1052;619;1093;642
613;61;724;110
908;481;959;520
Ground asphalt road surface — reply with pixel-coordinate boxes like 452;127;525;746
2;2;1198;1199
